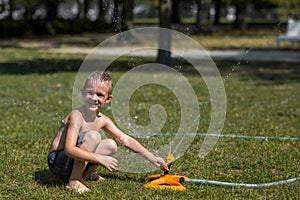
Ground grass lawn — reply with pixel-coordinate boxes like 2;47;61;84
0;44;299;199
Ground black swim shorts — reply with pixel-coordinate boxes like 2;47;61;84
47;132;87;180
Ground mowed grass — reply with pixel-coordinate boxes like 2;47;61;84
0;47;299;200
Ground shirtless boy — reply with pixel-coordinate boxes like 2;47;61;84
48;71;166;193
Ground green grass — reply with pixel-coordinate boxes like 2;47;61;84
0;48;299;199
191;28;294;49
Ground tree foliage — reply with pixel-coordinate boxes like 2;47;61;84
277;0;300;19
0;0;299;37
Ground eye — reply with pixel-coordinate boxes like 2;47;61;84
96;93;105;98
84;90;94;96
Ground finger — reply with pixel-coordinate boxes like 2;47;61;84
110;163;118;171
111;162;117;168
107;166;113;172
113;158;119;164
158;163;165;169
158;157;165;163
111;159;118;166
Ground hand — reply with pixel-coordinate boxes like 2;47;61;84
149;156;167;171
93;154;118;171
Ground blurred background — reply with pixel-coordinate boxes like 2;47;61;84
0;0;299;38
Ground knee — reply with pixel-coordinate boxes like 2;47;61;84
105;139;118;154
81;131;101;152
85;131;101;143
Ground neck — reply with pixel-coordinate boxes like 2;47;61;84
79;106;101;121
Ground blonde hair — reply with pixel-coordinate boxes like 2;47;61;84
83;71;113;95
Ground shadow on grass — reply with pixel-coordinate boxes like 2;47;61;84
216;60;300;84
33;168;147;188
96;170;148;184
34;169;66;187
0;55;150;74
0;58;83;74
0;56;299;85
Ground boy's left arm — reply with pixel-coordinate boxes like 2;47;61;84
103;115;166;170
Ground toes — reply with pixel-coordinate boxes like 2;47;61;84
89;173;105;181
66;180;90;194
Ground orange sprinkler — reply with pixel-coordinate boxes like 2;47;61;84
144;155;187;191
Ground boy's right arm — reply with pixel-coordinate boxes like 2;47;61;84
102;115;166;170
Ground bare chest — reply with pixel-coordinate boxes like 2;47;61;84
79;117;104;133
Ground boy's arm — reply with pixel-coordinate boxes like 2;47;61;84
102;115;166;169
64;111;117;171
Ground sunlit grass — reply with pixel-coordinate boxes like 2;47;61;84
191;28;285;49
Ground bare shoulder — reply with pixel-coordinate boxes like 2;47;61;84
49;109;85;153
100;113;128;139
100;113;118;131
100;113;113;126
69;109;84;123
61;110;84;133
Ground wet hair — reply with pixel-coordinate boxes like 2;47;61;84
83;71;113;95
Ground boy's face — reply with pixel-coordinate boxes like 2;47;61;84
81;81;112;112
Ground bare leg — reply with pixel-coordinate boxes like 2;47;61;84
67;131;118;190
83;138;118;180
83;164;103;181
95;138;118;155
66;131;101;193
67;157;90;193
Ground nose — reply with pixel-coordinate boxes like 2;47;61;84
91;93;98;101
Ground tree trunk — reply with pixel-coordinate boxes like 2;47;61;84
112;0;122;31
45;0;58;35
46;0;58;20
121;0;134;30
83;0;90;19
76;0;83;19
97;0;106;30
157;0;172;66
233;3;247;30
172;0;180;24
24;5;32;20
8;0;14;20
196;0;212;34
213;0;221;25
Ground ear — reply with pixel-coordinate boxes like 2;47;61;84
105;95;113;104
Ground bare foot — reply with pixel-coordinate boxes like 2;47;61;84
84;173;105;181
66;180;90;194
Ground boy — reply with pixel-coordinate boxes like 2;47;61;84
48;71;166;193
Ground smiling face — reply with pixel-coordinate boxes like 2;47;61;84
82;82;112;112
81;72;113;113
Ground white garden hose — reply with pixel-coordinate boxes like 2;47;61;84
183;177;300;188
